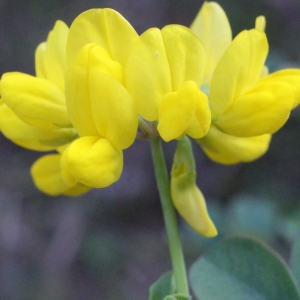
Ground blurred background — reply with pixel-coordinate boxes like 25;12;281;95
0;0;300;299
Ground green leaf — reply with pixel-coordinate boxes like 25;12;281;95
149;271;173;300
290;229;300;289
189;237;300;300
226;194;276;241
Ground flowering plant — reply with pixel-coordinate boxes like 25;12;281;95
1;1;300;299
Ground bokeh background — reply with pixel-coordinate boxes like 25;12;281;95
1;0;300;299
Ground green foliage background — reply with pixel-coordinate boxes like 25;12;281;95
0;0;300;299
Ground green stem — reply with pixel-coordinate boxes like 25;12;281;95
150;136;190;296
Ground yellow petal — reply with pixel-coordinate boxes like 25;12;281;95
63;184;92;196
65;68;99;136
89;70;138;149
171;172;217;237
198;125;271;164
259;69;300;109
0;103;76;151
158;81;210;141
125;27;172;121
35;42;48;79
66;8;138;68
65;43;130;141
0;104;54;151
190;1;232;82
66;44;138;148
61;136;123;188
161;25;206;91
31;154;90;196
1;72;70;130
60;146;78;187
210;29;268;114
186;89;211;139
213;80;293;137
43;20;69;90
76;44;124;84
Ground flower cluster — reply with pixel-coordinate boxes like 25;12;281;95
1;2;299;236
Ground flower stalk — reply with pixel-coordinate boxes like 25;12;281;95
150;136;190;297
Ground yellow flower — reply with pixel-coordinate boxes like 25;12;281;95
62;9;139;188
0;21;88;196
210;28;294;137
191;1;300;164
171;137;217;237
125;25;211;142
0;21;76;151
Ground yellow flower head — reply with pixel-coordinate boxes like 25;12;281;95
1;3;300;197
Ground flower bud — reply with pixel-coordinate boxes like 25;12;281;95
171;136;217;237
